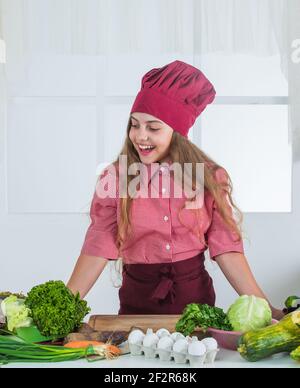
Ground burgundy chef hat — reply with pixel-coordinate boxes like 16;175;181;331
130;60;216;138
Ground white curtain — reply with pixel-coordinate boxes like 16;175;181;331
0;0;299;159
0;0;4;62
196;0;282;55
0;1;7;175
0;0;288;56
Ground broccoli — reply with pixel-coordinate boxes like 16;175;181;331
25;280;90;338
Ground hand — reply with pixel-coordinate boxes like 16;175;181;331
271;307;285;321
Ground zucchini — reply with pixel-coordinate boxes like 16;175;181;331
291;346;300;362
237;310;300;362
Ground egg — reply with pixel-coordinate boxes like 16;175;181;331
172;338;189;354
201;337;218;351
188;340;206;356
128;329;145;345
170;332;185;341
157;336;174;351
156;328;170;338
143;328;159;348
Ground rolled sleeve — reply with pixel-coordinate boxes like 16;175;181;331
206;168;244;260
80;169;119;260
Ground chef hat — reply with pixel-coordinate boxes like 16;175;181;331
130;60;216;138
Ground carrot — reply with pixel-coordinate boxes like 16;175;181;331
64;341;121;359
64;341;105;349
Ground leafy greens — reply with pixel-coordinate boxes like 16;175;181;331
175;303;233;336
25;280;90;338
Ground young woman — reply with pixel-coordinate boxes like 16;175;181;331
67;60;284;319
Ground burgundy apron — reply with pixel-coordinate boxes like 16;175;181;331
118;252;215;315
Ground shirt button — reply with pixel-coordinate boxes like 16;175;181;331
166;244;171;251
164;216;169;222
162;187;167;194
160;166;165;173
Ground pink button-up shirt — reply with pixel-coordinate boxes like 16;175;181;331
80;161;244;264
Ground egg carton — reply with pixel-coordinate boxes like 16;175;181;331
129;343;218;367
128;329;219;367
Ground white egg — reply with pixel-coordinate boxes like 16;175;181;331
172;338;189;354
170;332;185;341
156;328;170;338
128;329;145;345
157;336;174;351
201;337;218;351
143;329;159;348
188;341;206;356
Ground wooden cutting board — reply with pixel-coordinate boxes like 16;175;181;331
88;315;183;333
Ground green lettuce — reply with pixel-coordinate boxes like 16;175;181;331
25;280;90;338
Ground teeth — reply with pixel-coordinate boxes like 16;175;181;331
139;145;155;150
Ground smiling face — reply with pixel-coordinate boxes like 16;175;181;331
129;112;174;164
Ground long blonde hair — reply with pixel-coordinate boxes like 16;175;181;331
109;117;244;285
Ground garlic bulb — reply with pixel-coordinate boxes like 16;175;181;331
128;329;145;345
157;336;174;351
188;338;206;356
172;338;189;354
201;337;218;351
156;328;170;338
143;328;159;348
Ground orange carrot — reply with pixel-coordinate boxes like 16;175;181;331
64;341;105;349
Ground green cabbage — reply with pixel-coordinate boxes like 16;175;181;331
227;295;272;332
1;295;33;332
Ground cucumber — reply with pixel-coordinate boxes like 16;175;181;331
237;310;300;362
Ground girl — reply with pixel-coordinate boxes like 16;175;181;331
67;60;284;319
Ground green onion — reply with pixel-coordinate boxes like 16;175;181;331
0;334;95;365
